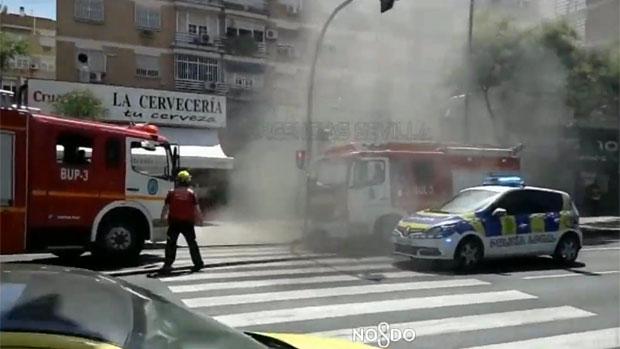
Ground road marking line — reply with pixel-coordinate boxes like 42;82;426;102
523;270;620;279
214;290;537;327
464;327;620;349
183;279;489;308
581;247;620;251
314;306;595;340
172;252;335;265
162;262;401;282
169;271;424;293
169;256;393;270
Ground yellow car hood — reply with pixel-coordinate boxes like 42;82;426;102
255;332;377;349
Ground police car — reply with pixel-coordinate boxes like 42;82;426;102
392;176;582;270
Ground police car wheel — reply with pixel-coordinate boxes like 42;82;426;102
455;239;482;271
554;235;579;264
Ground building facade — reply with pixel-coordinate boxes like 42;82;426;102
0;7;56;92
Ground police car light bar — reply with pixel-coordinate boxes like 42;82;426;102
483;175;525;187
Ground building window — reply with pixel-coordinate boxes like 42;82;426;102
56;134;93;166
198;25;208;36
74;0;104;22
175;54;219;82
136;54;160;78
135;4;160;30
0;131;15;206
188;24;197;34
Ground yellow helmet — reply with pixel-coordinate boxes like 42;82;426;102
176;170;191;184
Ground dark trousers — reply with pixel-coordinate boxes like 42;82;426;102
164;220;204;268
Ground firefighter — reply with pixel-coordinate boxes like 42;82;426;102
160;170;204;274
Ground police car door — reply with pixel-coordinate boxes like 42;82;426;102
484;190;531;256
347;158;389;235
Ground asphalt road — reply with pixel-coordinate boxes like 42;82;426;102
111;236;620;349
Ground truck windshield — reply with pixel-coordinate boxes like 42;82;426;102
314;159;348;186
436;189;501;214
130;141;172;179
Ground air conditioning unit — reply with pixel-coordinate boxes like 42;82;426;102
266;29;278;40
287;5;299;15
29;63;40;70
90;72;104;83
287;46;296;58
141;28;154;36
205;81;216;90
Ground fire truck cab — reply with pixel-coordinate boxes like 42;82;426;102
1;98;178;260
305;142;522;242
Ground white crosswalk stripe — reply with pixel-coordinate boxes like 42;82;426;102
169;271;421;293
464;327;620;349
183;278;489;308
157;247;608;348
162;262;405;282
313;306;596;340
213;290;536;327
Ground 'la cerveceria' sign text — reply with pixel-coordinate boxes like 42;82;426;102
28;79;226;128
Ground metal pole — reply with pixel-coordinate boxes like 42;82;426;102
305;0;355;164
464;0;474;143
303;0;354;235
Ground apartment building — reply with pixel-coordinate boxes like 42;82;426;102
47;0;305;211
585;0;619;47
0;7;56;92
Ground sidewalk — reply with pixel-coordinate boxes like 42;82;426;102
163;216;618;248
172;220;304;247
580;216;620;234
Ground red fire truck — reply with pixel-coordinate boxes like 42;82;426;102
305;142;522;241
1;91;178;260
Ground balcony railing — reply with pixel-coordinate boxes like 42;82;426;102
175;0;223;8
174;32;224;51
223;0;268;15
175;79;228;94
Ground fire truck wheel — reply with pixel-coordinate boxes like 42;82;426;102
454;237;483;272
95;219;144;261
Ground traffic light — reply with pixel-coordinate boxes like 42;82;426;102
380;0;395;13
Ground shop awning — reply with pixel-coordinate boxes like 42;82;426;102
160;127;234;170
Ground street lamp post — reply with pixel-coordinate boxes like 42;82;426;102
305;0;355;167
463;0;475;143
302;0;355;236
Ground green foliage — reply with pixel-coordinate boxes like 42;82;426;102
451;13;619;122
0;32;29;73
52;89;105;120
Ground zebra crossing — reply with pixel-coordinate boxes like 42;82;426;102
157;245;619;348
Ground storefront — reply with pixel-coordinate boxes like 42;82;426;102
27;79;233;209
565;120;619;216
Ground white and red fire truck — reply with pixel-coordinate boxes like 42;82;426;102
305;142;522;241
0;91;177;260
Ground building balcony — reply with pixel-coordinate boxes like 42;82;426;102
175;0;223;9
222;36;266;58
173;32;224;51
223;0;268;16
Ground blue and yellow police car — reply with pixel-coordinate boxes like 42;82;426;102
392;176;582;270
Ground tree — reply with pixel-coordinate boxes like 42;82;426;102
52;89;105;120
0;32;29;85
449;13;619;141
469;12;525;122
